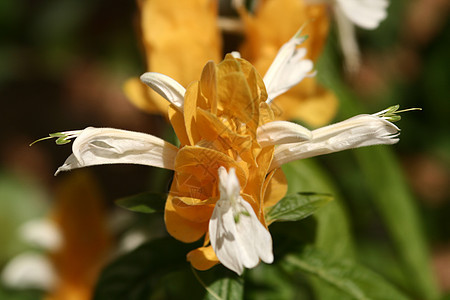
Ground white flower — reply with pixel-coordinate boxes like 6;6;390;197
55;127;178;175
336;0;389;30
209;167;273;275
332;0;390;72
259;111;400;170
263;30;314;103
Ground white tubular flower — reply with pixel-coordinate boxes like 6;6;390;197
55;127;178;175
209;167;273;275
140;72;186;110
334;5;361;73
268;112;400;170
257;120;312;147
332;0;389;72
336;0;389;30
263;30;314;103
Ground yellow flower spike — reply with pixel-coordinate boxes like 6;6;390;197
124;0;221;115
48;171;111;300
239;0;338;127
51;32;405;274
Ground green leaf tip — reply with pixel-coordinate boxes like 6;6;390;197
265;192;333;223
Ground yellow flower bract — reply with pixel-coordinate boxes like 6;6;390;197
240;0;338;126
124;0;221;114
124;0;338;127
164;55;287;270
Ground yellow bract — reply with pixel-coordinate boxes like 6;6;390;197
239;0;338;126
47;171;111;300
125;0;221;114
164;55;287;270
124;0;337;127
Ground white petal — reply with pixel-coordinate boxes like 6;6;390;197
234;200;274;266
263;32;314;103
209;200;244;274
56;127;178;175
19;219;62;251
209;167;273;275
257;121;312;147
1;252;56;291
270;114;400;170
337;0;389;30
140;72;186;109
218;166;241;200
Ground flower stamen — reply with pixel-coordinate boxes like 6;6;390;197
373;105;422;122
30;130;83;146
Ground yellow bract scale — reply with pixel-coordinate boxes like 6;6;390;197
164;55;288;269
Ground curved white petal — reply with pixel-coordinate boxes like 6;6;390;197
56;127;178;175
257;121;312;147
209;167;273;275
337;0;389;30
263;32;314;103
1;252;56;291
140;72;185;109
270;114;400;170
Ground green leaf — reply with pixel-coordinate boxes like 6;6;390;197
282;159;355;300
0;171;48;262
93;237;196;300
245;263;313;300
355;147;440;300
265;192;333;223
282;159;355;260
114;192;166;214
282;246;411;300
318;43;440;300
192;266;243;300
0;286;43;300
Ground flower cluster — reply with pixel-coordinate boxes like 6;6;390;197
47;33;401;275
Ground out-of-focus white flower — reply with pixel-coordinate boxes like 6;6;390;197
19;219;62;251
333;0;389;72
1;252;57;291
